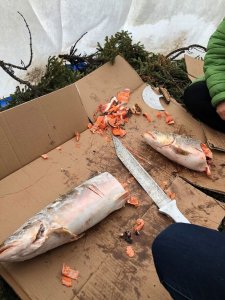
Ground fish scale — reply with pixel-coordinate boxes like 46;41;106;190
0;172;127;262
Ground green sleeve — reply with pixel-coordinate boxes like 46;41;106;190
204;18;225;107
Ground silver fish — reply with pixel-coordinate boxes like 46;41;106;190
144;130;213;175
0;172;127;262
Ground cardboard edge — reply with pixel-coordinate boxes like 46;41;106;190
0;83;89;180
179;176;225;196
0;264;30;300
184;54;204;81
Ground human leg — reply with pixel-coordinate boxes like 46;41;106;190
152;223;225;300
183;81;225;133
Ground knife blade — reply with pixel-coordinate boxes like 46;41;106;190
142;85;165;111
113;136;190;223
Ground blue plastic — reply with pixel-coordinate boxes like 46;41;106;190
0;96;12;108
65;62;87;71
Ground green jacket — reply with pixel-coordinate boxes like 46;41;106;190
204;18;225;107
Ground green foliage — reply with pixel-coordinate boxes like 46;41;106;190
2;31;191;110
5;57;76;110
96;31;191;100
96;30;150;67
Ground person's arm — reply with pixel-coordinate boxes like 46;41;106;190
216;101;225;120
204;18;225;119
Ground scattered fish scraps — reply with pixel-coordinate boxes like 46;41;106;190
41;154;48;159
166;191;176;200
144;130;213;176
87;123;93;129
126;245;135;257
117;88;130;103
61;264;79;287
165;116;174;125
112;127;126;137
0;172;128;262
133;219;144;234
143;112;152;122
88;89;132;137
61;275;72;287
127;196;139;207
131;103;142;115
164;111;174;125
162;181;168;189
75;132;80;142
120;231;133;244
62;263;79;280
156;112;162;119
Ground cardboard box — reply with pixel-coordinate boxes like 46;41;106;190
1;56;225;300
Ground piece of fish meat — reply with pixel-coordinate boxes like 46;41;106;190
0;172;127;262
144;130;213;175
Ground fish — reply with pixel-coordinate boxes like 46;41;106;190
144;130;213;175
0;172;128;262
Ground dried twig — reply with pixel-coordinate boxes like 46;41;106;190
0;11;34;88
70;32;88;56
166;44;206;60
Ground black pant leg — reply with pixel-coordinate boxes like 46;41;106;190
152;223;225;300
183;81;225;133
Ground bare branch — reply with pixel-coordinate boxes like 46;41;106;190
166;44;206;60
70;32;88;56
0;61;33;88
4;11;33;70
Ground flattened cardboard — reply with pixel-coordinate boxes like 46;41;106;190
120;83;225;194
76;55;143;120
1;55;225;299
0;129;171;300
166;176;225;229
0;84;89;180
1;129;224;300
184;54;225;151
202;124;225;152
184;54;204;81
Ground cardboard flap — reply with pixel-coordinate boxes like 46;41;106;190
0;55;224;300
0;84;89;180
184;54;204;81
76;55;143;120
0;117;21;179
167;176;225;228
202;124;225;152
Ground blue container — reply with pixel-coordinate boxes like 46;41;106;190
0;96;13;108
65;62;87;72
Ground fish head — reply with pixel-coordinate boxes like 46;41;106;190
0;220;47;262
144;130;174;147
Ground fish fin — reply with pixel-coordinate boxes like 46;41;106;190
171;145;190;156
48;227;84;241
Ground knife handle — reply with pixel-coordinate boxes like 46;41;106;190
159;200;190;223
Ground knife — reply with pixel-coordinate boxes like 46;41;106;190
142;85;165;111
113;136;190;223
